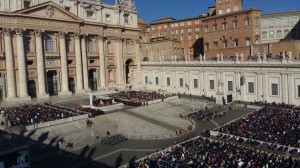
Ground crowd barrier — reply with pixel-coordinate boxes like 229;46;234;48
246;105;264;110
24;114;89;131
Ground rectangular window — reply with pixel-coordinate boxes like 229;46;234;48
214;25;218;31
194;79;198;88
189;48;193;54
195;27;200;32
180;35;184;40
187;21;192;25
188;28;192;33
155;77;159;85
210;80;214;90
233;21;238;28
246;39;250;46
106;14;110;22
167;77;171;86
196;34;200;39
188;34;192;40
179;78;183;87
298;85;300;97
87;11;94;18
245;19;250;26
248;82;254;93
124;14;129;24
228;81;233;91
271;83;278;95
145;76;148;84
219;10;223;15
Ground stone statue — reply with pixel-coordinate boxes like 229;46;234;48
203;54;206;61
199;54;203;61
220;53;224;60
0;111;9;131
240;52;244;61
257;52;261;59
217;53;220;60
235;52;239;61
287;51;293;59
263;53;267;60
216;80;224;95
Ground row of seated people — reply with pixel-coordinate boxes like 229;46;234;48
93;99;113;107
1;104;79;127
217;107;300;148
107;91;168;106
216;133;300;155
132;137;300;167
253;101;299;109
77;107;105;118
44;102;84;115
101;134;127;145
186;110;226;123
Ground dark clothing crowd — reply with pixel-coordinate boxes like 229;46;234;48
218;107;300;148
1;103;82;127
133;137;300;168
101;133;127;145
187;110;226;123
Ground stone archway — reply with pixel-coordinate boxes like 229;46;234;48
125;59;135;84
28;80;37;98
68;77;75;93
143;57;150;62
47;71;58;96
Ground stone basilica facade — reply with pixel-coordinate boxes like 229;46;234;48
0;0;142;102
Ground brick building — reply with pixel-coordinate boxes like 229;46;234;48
146;16;207;60
203;0;261;57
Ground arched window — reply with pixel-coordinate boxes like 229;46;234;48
262;31;267;39
283;29;289;38
24;37;31;52
276;30;282;38
66;39;71;53
125;42;132;54
269;31;274;39
45;36;54;52
107;41;113;54
87;39;93;53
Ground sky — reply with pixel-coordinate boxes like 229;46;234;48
102;0;300;24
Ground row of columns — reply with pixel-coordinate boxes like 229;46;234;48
2;28;110;100
146;70;296;105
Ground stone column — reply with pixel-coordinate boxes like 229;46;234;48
3;29;17;99
257;73;262;101
135;38;142;85
81;35;89;91
262;73;268;102
74;33;84;92
234;72;240;100
281;73;288;104
58;32;71;95
115;37;124;86
35;30;48;98
15;29;30;99
98;35;106;87
287;73;293;105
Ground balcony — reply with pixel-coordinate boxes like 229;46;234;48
45;51;60;59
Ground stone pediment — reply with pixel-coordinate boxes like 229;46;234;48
14;1;82;22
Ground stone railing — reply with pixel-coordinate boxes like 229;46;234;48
141;59;300;66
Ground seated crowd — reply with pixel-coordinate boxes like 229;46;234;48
253;101;299;109
217;107;300;148
101;133;127;145
107;91;171;106
93;98;113;107
1;103;80;127
186;110;226;123
133;137;300;167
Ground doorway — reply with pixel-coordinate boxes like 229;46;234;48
28;80;37;98
47;71;58;96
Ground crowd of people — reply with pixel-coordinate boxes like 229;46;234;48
133;137;300;167
107;91;171;106
217;107;300;148
77;107;105;118
186;110;226;123
0;103;80;127
101;133;127;145
253;101;299;109
93;98;113;107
